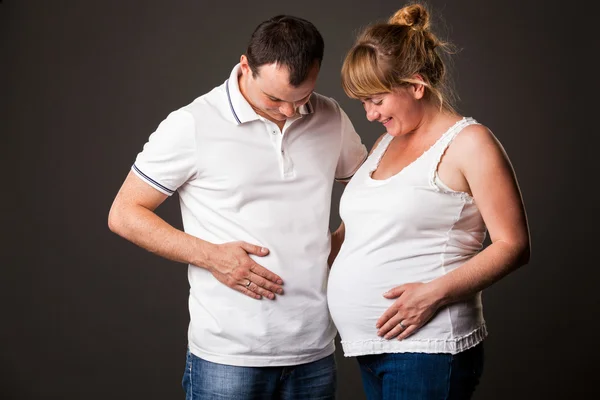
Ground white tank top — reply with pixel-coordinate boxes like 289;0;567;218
328;117;488;356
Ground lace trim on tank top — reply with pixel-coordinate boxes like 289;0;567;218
366;117;473;186
365;134;394;184
429;117;479;203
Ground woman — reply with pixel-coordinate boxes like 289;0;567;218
327;3;530;399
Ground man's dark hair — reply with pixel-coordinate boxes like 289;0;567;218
246;15;324;86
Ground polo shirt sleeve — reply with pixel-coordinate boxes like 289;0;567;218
131;109;197;196
335;108;368;182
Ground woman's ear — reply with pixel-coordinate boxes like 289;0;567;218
410;74;426;100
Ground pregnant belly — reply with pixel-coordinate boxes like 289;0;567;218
327;262;398;342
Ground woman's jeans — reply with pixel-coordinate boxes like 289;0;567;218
356;343;484;400
182;348;336;400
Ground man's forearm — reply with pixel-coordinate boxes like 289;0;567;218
328;222;345;267
108;204;213;269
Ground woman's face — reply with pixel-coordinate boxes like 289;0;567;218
360;84;425;137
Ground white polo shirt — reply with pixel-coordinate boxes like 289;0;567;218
132;64;367;367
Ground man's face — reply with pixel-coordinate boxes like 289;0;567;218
239;55;319;123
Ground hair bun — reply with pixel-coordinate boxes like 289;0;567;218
389;3;430;31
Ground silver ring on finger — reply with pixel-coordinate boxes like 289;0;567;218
399;321;406;330
245;279;251;288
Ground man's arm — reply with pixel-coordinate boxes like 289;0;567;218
328;221;345;267
108;171;284;300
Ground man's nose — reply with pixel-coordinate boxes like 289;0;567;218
279;102;296;117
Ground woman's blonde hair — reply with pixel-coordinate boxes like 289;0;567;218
341;2;457;112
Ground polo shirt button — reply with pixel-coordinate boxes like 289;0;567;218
271;130;277;135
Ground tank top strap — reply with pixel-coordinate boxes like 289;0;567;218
367;133;394;169
427;117;479;189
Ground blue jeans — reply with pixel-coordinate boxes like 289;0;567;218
357;343;484;400
182;349;337;400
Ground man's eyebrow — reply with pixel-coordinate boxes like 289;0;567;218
261;90;312;102
263;92;282;101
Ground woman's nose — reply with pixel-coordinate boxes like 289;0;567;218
365;104;380;122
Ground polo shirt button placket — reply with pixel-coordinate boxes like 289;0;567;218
280;145;294;178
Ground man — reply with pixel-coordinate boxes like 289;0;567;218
108;15;366;399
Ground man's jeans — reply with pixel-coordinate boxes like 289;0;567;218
356;343;484;400
182;349;337;400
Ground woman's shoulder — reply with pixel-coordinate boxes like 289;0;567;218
453;119;498;152
449;119;512;176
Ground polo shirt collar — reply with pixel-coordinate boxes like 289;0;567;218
226;64;260;125
299;98;314;115
225;64;315;125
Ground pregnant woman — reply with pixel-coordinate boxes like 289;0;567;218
327;3;530;399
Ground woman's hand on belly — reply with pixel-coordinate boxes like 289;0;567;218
375;281;444;340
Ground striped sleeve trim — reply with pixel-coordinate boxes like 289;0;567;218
335;153;368;182
132;164;175;195
335;176;353;183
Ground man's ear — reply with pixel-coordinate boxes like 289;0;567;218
240;55;252;78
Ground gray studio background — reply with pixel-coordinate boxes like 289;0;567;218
1;0;596;399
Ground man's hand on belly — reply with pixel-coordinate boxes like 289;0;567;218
205;242;285;300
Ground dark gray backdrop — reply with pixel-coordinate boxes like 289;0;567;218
1;0;596;399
